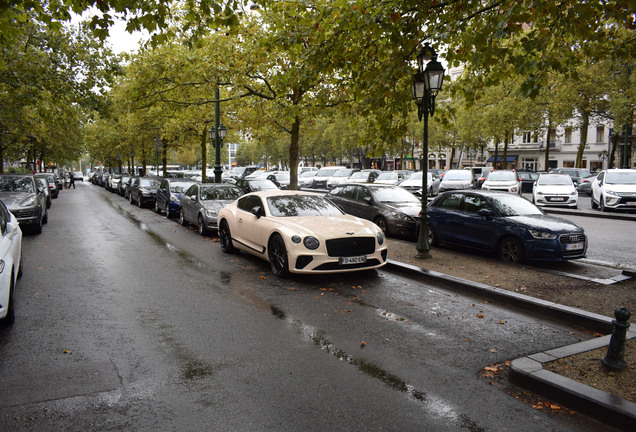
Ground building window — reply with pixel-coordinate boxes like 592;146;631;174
522;132;532;143
596;126;605;143
522;158;538;171
563;160;575;168
564;127;572;144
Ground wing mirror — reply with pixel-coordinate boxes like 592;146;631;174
251;206;264;218
477;208;492;218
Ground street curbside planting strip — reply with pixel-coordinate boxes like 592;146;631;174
509;331;636;432
385;260;614;334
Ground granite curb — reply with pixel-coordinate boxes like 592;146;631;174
384;259;635;430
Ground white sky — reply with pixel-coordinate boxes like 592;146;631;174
106;19;148;54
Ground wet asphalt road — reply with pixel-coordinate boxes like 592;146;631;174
0;183;614;431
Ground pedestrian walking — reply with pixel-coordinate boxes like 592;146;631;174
69;171;75;189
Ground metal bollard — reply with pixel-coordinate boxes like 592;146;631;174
601;307;631;370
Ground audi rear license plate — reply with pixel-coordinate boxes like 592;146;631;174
566;242;585;251
340;256;367;265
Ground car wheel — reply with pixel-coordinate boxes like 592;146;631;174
428;225;439;246
219;220;236;253
591;195;598;209
179;209;188;226
42;209;48;224
1;277;16;325
165;202;171;218
197;214;208;236
373;217;389;236
268;233;289;277
138;197;143;208
599;195;608;212
499;237;524;263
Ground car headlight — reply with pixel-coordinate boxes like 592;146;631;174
570;191;577;196
377;231;385;245
303;236;320;250
528;229;557;240
605;189;620;197
536;191;544;195
205;209;218;218
392;212;412;222
20;196;36;207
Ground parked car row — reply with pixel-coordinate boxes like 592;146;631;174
0;172;68;324
95;174;388;277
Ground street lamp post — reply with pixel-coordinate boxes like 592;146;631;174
130;146;135;175
411;43;445;259
209;123;227;183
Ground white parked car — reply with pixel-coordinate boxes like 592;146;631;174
481;170;522;194
532;173;578;208
400;171;440;197
0;199;22;325
591;169;636;212
309;166;347;189
217;190;388;276
326;168;359;189
298;170;318;188
374;171;405;185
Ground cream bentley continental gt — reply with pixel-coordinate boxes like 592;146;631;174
217;190;388;277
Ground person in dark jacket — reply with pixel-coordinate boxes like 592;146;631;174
69;171;75;189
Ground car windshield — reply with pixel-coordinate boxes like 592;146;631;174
350;172;368;180
170;181;195;193
267;195;344;217
537;174;572;185
605;171;636;185
0;177;34;193
491;195;543;216
201;186;243;200
299;171;317;178
487;171;517;181
333;169;353;177
443;170;472;181
140;179;161;188
316;168;341;176
376;173;397;180
369;186;420;203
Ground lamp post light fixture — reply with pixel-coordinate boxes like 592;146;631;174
209;122;227;183
411;43;445;259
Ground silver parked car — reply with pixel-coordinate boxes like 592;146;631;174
179;183;244;235
438;169;474;192
400;171;440;197
0;174;48;233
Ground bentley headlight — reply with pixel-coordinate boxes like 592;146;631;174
528;229;557;240
376;231;385;245
303;236;320;250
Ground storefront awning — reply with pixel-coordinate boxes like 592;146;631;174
486;155;518;163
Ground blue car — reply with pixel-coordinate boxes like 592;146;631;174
155;178;198;218
427;190;587;263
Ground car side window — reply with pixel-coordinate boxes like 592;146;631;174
160;180;168;190
461;195;490;214
185;185;197;197
237;195;263;213
434;193;462;210
340;185;357;199
356;186;372;202
597;171;605;183
0;200;8;235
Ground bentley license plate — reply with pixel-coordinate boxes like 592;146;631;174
340;256;367;265
566;242;584;251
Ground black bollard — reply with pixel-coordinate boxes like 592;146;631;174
601;307;631;370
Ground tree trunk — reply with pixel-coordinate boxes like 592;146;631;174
289;115;300;190
503;132;509;169
493;140;499;169
610;131;618;169
576;111;589;168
